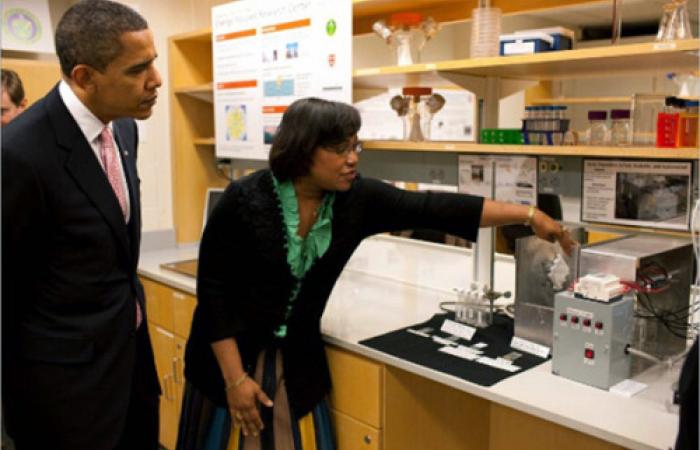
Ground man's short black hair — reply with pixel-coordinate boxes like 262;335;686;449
55;0;148;78
269;98;361;181
1;69;25;106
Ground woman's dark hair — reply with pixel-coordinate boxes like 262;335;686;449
269;97;361;181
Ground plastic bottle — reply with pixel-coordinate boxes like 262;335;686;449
610;109;632;146
586;110;608;146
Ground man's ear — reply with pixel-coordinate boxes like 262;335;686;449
18;98;27;111
71;64;96;92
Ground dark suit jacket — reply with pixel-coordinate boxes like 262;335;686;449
2;85;159;450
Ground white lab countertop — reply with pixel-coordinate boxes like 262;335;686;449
138;244;680;450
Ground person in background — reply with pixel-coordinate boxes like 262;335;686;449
1;69;27;126
674;338;698;450
176;97;576;450
2;1;162;449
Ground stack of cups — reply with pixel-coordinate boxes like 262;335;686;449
470;6;501;58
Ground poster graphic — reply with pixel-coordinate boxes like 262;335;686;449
582;159;691;230
212;0;352;160
2;0;54;53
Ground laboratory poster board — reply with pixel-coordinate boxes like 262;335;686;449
212;0;352;160
1;0;54;54
458;155;537;205
582;159;692;230
356;88;477;141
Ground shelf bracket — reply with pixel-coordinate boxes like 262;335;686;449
499;79;538;99
438;71;487;97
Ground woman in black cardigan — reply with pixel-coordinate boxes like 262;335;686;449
177;98;575;450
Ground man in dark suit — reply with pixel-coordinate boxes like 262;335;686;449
2;1;162;449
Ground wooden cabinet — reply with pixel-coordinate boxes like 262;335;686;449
141;277;195;449
327;346;384;449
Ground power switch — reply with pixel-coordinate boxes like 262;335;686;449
584;348;595;359
583;318;591;327
595;321;604;330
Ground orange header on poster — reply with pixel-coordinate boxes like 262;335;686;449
262;18;310;33
215;28;256;41
217;80;258;90
263;105;288;114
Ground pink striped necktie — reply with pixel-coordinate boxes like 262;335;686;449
99;126;142;328
99;127;128;221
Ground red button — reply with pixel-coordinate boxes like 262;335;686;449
585;349;595;359
595;322;604;330
560;313;567;321
571;316;579;324
583;318;591;327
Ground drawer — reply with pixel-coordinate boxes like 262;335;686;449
172;290;196;338
326;346;382;428
332;409;381;450
141;277;174;330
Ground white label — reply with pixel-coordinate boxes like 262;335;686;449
510;336;551;358
477;356;521;372
609;379;648;397
503;41;535;55
441;319;477;341
432;335;458;346
653;42;677;51
439;345;482;361
407;328;431;338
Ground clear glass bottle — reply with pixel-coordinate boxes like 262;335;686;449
586;110;608;146
610;109;632;146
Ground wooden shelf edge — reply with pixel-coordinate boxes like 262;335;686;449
354;40;700;79
362;140;699;159
174;83;213;103
585;222;691;238
193;138;215;146
530;96;631;104
174;83;213;93
170;27;211;43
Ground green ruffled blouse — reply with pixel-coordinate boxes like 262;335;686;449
272;176;335;338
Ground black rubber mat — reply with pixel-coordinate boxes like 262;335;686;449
359;313;549;386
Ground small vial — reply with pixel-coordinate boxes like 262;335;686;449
610;109;632;146
586;110;608;146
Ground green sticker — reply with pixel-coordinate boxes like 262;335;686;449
326;19;337;36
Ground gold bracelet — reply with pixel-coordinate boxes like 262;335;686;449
524;205;536;226
225;373;248;392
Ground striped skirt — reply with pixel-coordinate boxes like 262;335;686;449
176;347;335;450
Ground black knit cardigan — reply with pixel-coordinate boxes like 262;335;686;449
184;169;484;417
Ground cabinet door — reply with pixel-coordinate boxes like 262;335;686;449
172;290;197;338
326;346;382;428
150;324;179;450
332;410;381;450
141;277;174;330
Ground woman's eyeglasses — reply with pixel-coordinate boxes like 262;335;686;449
326;141;363;157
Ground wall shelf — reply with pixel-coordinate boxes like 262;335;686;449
530;96;632;104
174;83;213;103
193;137;215;146
362;140;699;159
354;40;700;89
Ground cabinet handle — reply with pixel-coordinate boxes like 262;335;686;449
172;292;185;301
163;374;174;401
363;435;372;445
172;357;180;384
